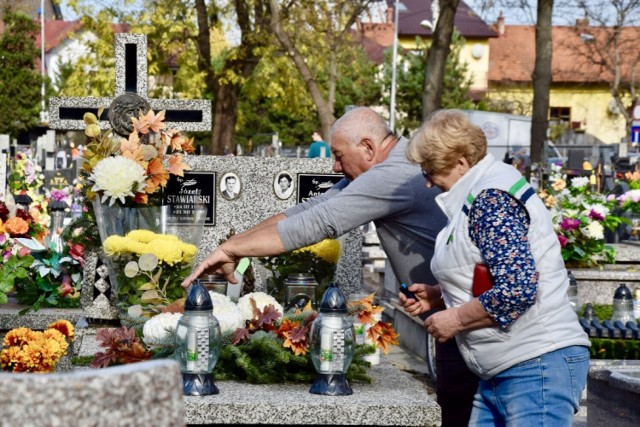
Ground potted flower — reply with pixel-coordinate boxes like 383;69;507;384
1;320;75;373
539;168;624;267
79;108;205;316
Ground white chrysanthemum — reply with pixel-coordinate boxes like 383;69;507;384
236;292;283;322
582;221;604;240
142;312;182;346
90;157;147;205
209;291;244;335
583;203;610;218
570;176;589;189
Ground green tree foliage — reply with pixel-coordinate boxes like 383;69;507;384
238;36;381;148
267;0;378;139
383;32;474;135
0;9;42;136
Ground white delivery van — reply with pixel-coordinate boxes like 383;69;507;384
462;110;563;167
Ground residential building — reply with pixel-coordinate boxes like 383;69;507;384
361;2;637;147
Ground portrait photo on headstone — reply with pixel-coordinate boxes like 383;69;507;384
274;171;294;200
220;172;241;200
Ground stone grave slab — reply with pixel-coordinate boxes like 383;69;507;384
184;360;440;426
0;360;185;426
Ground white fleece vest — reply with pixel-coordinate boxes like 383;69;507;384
431;154;590;380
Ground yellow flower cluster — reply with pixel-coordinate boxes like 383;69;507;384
103;230;197;266
0;320;75;373
293;238;342;264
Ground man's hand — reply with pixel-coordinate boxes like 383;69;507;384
398;283;443;319
181;245;238;288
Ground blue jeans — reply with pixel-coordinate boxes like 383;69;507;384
468;345;589;427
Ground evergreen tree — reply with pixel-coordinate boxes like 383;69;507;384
0;9;42;137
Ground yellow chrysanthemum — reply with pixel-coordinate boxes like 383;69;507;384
48;320;75;341
294;238;342;264
148;239;183;265
179;242;198;263
128;241;151;255
103;236;132;256
3;327;31;347
126;229;158;243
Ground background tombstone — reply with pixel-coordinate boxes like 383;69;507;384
0;153;6;200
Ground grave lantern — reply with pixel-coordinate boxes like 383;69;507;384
47;200;68;253
308;283;355;396
284;273;318;311
612;283;634;324
174;281;222;396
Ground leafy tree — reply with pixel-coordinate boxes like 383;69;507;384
569;0;640;137
422;0;461;119
383;32;474;135
0;8;42;137
267;0;376;139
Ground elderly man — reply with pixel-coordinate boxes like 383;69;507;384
183;107;478;426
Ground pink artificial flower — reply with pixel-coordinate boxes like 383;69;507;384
588;209;604;221
58;281;73;298
18;246;32;257
50;188;69;202
68;243;86;267
559;217;581;231
557;234;568;248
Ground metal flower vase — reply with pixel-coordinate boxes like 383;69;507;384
93;199;206;317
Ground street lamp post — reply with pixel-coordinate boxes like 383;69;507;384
389;0;400;131
40;0;46;123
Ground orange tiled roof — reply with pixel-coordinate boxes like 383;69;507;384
489;25;640;84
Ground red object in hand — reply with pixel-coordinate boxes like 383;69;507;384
472;263;493;297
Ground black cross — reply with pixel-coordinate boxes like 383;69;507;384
49;33;211;135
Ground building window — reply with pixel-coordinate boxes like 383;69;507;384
549;107;571;125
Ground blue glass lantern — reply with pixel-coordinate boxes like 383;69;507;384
174;281;222;395
308;283;355;396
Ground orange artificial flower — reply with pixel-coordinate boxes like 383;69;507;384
134;192;149;204
146;157;169;188
4;216;29;236
0;218;4;233
120;133;144;163
145;110;166;133
168;154;190;177
48;320;75;341
366;321;399;354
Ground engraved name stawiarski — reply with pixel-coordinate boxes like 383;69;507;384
165;178;210;203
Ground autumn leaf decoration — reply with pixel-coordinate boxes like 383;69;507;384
81;108;195;206
349;293;399;354
90;326;153;368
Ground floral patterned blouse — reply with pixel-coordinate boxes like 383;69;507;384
468;189;538;328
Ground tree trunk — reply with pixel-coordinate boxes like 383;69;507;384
530;0;554;167
268;0;336;137
422;0;461;120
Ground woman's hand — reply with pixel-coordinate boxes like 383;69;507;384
425;308;463;342
398;283;443;319
425;299;497;342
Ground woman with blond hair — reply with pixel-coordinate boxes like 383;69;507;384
400;109;589;426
